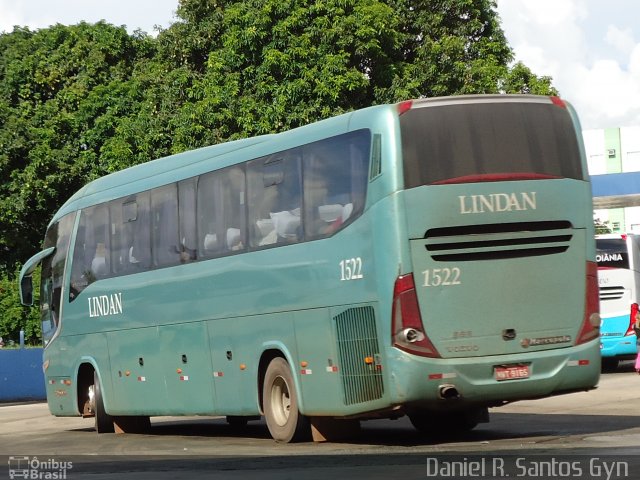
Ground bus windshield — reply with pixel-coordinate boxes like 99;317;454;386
400;98;584;188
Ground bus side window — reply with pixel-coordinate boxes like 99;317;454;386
178;178;198;263
247;151;302;247
129;193;151;270
303;130;370;239
197;166;246;258
70;205;109;301
151;184;181;268
110;194;151;274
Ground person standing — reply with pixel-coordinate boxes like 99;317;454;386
634;313;640;374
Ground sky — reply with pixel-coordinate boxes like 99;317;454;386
0;0;639;130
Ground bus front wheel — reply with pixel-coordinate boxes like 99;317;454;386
263;357;309;442
90;371;114;433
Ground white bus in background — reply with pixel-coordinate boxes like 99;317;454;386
596;234;640;369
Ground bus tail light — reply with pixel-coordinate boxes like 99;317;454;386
550;96;567;108
626;303;640;336
392;274;440;357
576;261;600;345
397;100;413;116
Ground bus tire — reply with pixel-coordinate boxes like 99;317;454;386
92;371;114;433
263;357;310;443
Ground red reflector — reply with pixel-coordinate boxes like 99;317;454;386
576;261;599;345
428;373;443;380
579;360;590;366
397;100;413;115
550;96;567;108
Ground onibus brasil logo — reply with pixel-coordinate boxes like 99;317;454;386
8;456;72;479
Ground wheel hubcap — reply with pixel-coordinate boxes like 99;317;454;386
270;375;291;426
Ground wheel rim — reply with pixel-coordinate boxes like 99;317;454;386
270;375;291;427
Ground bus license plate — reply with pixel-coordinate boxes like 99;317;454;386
494;365;530;381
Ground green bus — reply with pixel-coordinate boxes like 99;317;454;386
19;95;601;442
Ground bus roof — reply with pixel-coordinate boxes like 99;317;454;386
52;106;370;223
48;94;575;226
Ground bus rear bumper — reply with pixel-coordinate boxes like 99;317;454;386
600;335;638;359
387;340;601;410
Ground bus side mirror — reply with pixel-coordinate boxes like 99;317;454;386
20;276;33;306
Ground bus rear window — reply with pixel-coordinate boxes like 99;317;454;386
400;99;584;188
596;238;629;269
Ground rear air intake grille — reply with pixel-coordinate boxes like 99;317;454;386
334;306;384;406
424;221;573;262
599;286;625;301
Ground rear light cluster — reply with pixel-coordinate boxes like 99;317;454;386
576;261;601;345
397;100;413;115
550;96;567;108
392;274;440;357
626;303;640;336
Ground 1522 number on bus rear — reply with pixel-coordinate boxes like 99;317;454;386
422;267;461;287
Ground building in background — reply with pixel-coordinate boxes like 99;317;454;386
585;127;640;233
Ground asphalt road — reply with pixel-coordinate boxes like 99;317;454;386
1;361;639;479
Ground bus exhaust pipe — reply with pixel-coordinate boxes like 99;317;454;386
438;384;460;401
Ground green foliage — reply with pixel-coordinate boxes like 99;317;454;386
0;0;557;338
0;267;41;345
594;218;613;235
0;22;157;273
501;61;558;95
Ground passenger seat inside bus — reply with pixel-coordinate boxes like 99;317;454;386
91;243;107;277
313;203;354;236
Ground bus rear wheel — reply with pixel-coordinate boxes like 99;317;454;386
263;357;309;442
90;371;114;433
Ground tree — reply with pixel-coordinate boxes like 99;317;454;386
594;217;613;235
1;0;558;340
164;0;556;143
0;23;156;274
0;266;41;345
